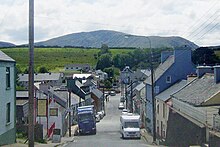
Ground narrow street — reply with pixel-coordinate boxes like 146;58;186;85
65;93;149;147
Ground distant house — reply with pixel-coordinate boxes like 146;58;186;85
145;45;195;134
64;64;91;72
133;69;151;81
0;51;16;146
95;70;108;81
165;66;220;146
91;89;103;112
120;66;134;84
18;72;63;89
133;82;146;127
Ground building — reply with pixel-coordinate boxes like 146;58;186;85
155;80;188;140
165;66;220;146
64;64;91;72
145;45;195;134
0;51;16;145
133;82;146;127
95;70;108;81
18;72;63;89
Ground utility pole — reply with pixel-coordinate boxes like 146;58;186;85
125;82;128;109
148;37;156;143
130;80;133;113
68;91;71;137
102;86;105;115
28;0;34;146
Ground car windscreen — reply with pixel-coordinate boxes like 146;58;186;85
78;113;93;122
124;121;139;128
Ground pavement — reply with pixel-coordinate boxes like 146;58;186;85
3;125;78;147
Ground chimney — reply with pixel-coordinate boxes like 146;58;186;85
161;51;173;63
196;66;214;78
214;66;220;83
187;74;197;82
174;45;192;63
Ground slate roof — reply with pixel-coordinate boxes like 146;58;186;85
0;50;15;62
135;82;145;91
16;91;29;98
91;89;103;99
155;80;188;102
145;55;174;84
140;69;151;76
172;73;220;106
19;73;61;82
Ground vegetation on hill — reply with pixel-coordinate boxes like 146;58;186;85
0;47;133;72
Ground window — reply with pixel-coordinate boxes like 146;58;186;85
6;103;11;123
154;86;159;94
166;76;171;83
157;104;159;114
6;67;10;88
163;103;166;118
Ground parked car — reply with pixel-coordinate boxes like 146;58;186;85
95;114;100;122
120;96;125;102
97;111;104;119
122;109;128;115
110;91;116;96
118;102;125;109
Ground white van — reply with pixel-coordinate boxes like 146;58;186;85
120;114;141;139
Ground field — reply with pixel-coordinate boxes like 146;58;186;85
0;48;132;72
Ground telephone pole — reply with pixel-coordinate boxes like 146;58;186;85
28;0;34;146
147;37;156;142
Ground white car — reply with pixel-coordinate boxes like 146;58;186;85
122;109;128;115
95;114;100;122
118;102;125;109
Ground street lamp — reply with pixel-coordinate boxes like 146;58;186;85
125;35;156;142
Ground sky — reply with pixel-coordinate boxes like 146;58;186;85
0;0;219;46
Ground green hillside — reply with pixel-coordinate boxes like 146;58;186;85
0;48;132;72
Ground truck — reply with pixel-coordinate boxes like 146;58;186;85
120;113;141;139
77;105;96;135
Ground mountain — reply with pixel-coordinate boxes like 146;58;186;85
0;41;15;48
35;30;198;49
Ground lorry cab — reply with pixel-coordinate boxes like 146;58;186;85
120;113;141;139
77;105;96;135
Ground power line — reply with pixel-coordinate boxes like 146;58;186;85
182;0;219;37
187;10;220;40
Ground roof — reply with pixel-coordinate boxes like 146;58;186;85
135;82;145;91
19;73;61;82
155;80;188;102
83;79;97;87
73;74;92;79
172;73;220;106
121;66;133;73
16;99;28;106
140;69;151;76
16;91;29;98
0;50;15;62
91;89;103;99
145;55;174;84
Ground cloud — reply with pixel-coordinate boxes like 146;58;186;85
0;0;219;46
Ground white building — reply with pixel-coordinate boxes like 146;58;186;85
0;51;16;145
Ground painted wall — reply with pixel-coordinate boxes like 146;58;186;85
146;49;195;135
0;61;16;145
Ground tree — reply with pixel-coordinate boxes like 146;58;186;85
38;66;49;73
103;67;114;78
192;47;219;65
98;44;111;57
96;54;112;70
